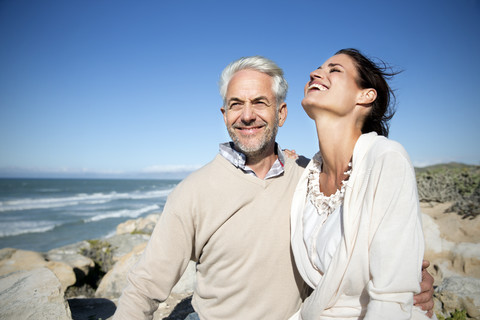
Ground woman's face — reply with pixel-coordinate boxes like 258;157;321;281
301;53;363;119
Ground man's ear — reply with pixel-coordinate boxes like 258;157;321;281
358;88;377;106
278;102;288;127
220;107;227;125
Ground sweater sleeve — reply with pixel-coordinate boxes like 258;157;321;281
364;149;424;319
113;194;195;320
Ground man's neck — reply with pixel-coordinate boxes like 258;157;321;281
244;144;278;180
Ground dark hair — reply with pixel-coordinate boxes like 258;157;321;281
335;48;400;137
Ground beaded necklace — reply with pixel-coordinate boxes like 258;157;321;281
306;153;352;217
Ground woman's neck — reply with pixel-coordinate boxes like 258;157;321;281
314;115;361;195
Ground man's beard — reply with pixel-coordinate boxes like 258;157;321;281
227;112;279;159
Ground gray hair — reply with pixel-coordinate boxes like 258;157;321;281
219;56;288;108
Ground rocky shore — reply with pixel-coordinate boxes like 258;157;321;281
1;164;479;319
0;213;196;320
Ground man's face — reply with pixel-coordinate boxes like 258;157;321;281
221;69;287;157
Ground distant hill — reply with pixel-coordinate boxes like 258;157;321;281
415;162;480;174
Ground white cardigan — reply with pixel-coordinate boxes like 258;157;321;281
291;132;430;320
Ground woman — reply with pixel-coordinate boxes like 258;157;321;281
290;49;432;319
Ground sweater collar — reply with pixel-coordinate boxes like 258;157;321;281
218;142;285;179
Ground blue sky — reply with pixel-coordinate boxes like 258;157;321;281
1;0;479;178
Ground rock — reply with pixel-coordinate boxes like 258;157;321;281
0;247;16;260
421;202;480;243
0;248;76;291
116;219;136;235
95;242;195;300
153;293;194;320
95;242;147;300
70;235;149;275
0;267;72;319
434;276;480;320
46;260;77;292
104;233;151;262
136;214;160;233
421;204;480;285
0;248;47;275
172;260;196;294
116;213;160;235
47;242;95;276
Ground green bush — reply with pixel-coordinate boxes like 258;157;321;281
437;309;468;320
70;239;117;292
416;164;480;219
79;239;116;273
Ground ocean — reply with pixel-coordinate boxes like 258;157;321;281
0;178;180;252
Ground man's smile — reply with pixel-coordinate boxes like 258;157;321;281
233;124;265;135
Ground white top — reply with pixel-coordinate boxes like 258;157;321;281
302;200;343;284
302;152;347;286
291;132;430;319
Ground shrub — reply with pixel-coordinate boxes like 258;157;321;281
73;239;117;292
79;239;115;273
437;309;468;320
416;164;480;219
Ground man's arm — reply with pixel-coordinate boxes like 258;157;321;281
414;260;435;318
113;196;195;319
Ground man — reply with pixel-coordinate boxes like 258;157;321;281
113;56;434;320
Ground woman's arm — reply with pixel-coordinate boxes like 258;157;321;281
364;149;426;319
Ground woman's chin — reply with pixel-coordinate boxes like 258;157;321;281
301;105;318;121
302;99;326;117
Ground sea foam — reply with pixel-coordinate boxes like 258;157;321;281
84;204;160;223
0;220;58;237
0;189;173;213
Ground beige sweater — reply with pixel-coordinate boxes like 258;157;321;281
291;132;429;319
114;154;308;320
